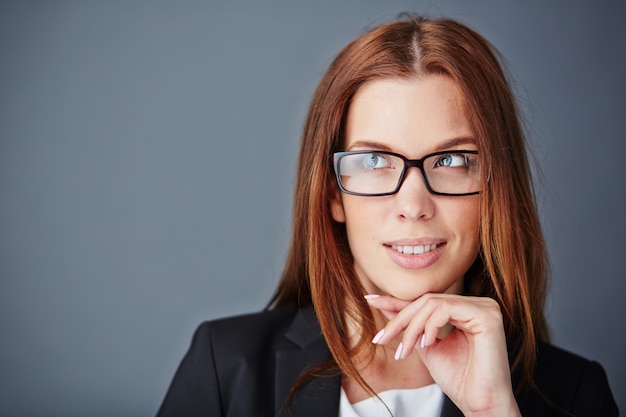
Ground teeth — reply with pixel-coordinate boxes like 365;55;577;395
392;244;438;255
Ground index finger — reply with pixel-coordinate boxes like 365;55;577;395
364;294;412;315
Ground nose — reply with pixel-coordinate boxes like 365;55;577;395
395;167;434;221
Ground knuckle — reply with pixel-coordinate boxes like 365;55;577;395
421;293;439;307
483;297;502;312
485;297;500;308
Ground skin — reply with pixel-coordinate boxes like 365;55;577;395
330;76;521;417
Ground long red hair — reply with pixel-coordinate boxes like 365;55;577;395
269;14;549;398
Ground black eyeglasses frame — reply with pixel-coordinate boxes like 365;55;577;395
332;149;481;197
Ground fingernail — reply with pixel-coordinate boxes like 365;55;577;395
394;342;404;360
420;334;426;349
372;329;385;344
364;294;381;300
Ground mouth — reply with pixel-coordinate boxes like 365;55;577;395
389;243;443;255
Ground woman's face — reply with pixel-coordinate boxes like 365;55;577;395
331;75;480;301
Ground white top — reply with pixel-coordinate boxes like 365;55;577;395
339;384;444;417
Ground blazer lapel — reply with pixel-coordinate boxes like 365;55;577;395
440;396;463;417
275;307;341;417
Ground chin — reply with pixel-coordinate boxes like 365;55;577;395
386;287;430;302
387;280;462;301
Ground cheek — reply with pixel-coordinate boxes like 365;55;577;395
341;198;387;245
453;199;481;248
436;195;479;236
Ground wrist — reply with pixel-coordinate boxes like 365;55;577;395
464;395;521;417
465;403;521;417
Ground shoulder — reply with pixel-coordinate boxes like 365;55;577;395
536;342;595;367
156;306;324;417
191;306;320;358
534;342;612;392
519;342;618;416
199;306;300;340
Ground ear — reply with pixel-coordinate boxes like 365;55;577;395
330;184;346;223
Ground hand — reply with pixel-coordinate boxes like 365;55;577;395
366;293;521;417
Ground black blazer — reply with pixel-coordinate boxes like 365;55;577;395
156;307;618;417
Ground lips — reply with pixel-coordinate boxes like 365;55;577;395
384;240;446;269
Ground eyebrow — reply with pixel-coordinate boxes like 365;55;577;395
346;140;393;151
434;137;477;151
346;137;477;152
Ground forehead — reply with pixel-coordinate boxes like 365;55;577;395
344;75;473;154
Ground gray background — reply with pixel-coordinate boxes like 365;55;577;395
1;1;624;416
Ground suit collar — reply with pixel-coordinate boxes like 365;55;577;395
275;307;463;417
441;397;464;417
283;306;324;348
276;306;341;417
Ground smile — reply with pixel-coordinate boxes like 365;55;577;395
391;243;440;255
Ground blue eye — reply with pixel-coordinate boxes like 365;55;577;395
435;153;470;168
362;153;390;169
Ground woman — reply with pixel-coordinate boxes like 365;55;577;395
156;15;618;417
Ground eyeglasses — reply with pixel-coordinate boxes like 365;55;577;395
333;150;481;196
